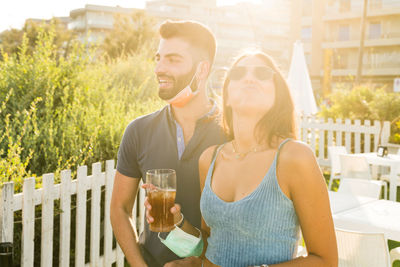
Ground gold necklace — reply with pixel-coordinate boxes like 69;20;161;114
231;140;266;160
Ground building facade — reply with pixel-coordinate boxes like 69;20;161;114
68;4;138;43
294;0;400;93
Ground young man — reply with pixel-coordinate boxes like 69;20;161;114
110;20;227;267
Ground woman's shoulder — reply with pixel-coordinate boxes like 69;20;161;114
279;140;316;166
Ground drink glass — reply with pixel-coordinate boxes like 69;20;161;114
146;169;177;232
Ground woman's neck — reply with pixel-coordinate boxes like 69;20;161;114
231;112;263;150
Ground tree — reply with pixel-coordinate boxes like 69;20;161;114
0;18;76;59
0;28;23;56
319;85;400;144
102;10;157;59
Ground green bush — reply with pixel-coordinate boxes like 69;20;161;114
0;24;163;266
320;85;400;144
0;27;163;192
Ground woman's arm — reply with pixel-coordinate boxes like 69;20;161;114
199;145;217;233
271;141;338;267
199;146;220;266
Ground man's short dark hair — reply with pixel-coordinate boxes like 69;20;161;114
159;20;216;65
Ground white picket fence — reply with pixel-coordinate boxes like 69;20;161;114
0;117;391;266
298;117;391;168
0;160;147;267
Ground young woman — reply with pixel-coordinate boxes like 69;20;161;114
145;50;337;267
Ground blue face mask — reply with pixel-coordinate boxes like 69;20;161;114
158;226;203;258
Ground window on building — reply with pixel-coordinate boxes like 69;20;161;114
301;27;312;41
369;0;382;9
338;25;350;41
339;0;351;12
369;22;381;39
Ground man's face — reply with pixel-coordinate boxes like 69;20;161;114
155;37;198;100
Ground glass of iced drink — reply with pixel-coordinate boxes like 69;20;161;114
146;169;177;232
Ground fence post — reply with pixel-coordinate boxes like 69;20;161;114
22;177;35;267
41;173;55;267
59;170;71;267
104;160;115;266
374;120;381;151
0;182;14;243
90;163;102;266
364;120;371;152
75;165;88;267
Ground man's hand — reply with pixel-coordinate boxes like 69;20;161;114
164;256;202;267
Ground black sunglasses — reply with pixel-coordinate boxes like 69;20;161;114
228;66;275;81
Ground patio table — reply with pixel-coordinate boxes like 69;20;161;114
333;199;400;241
353;153;400;201
328;191;377;214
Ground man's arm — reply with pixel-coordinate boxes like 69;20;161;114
110;171;147;267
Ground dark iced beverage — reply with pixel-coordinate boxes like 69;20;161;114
146;169;177;232
148;189;176;232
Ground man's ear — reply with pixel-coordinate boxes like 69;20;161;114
197;61;210;80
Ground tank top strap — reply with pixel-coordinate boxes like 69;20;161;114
205;144;225;186
274;138;293;167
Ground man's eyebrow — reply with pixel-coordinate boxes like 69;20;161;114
164;53;184;59
154;52;184;61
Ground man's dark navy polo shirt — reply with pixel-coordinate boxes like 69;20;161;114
117;104;227;265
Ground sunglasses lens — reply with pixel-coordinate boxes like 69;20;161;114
254;67;274;80
229;66;275;81
229;66;246;80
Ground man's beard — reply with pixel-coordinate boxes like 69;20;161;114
158;65;198;100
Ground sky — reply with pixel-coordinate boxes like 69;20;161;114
0;0;261;32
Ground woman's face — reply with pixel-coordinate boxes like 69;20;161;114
226;55;276;117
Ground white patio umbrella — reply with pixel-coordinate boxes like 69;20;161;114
287;40;318;116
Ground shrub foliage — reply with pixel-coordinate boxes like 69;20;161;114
0;27;162;191
320;85;400;144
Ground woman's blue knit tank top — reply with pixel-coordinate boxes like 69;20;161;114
200;139;300;267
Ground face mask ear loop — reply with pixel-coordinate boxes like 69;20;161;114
189;62;201;93
157;213;184;241
158;231;166;241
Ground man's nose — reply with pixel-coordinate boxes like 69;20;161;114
155;60;166;75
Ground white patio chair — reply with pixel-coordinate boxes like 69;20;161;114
376;149;400;194
339;154;387;199
296;245;307;257
335;228;394;267
328;146;347;190
296;231;307;257
378;171;400;196
337;178;382;199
